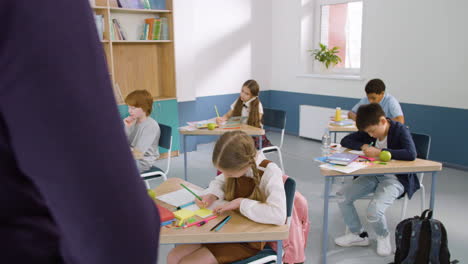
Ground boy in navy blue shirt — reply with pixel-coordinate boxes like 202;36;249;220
335;103;417;256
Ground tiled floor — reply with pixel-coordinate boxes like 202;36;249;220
152;132;466;264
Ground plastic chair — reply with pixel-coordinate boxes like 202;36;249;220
399;132;431;219
141;123;172;189
261;108;287;173
230;177;296;264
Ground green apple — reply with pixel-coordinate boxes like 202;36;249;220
207;123;217;130
147;189;156;200
379;150;392;162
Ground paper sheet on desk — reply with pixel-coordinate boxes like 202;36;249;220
157;188;204;207
179;126;197;131
320;162;368;174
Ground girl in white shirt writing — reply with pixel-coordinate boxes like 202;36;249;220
167;131;286;264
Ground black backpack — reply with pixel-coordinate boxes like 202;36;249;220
393;209;458;264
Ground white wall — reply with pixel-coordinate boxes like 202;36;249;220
174;0;272;102
272;0;468;110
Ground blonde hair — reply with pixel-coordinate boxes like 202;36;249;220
212;131;266;202
124;90;153;116
232;80;261;128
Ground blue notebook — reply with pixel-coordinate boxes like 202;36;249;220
326;153;359;165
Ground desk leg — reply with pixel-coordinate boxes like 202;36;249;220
321;176;332;264
276;240;283;264
430;171;438;212
333;132;337;143
259;135;263;150
183;135;188;181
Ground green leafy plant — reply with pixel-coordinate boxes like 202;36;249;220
309;43;342;69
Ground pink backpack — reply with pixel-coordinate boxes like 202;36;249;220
269;175;310;263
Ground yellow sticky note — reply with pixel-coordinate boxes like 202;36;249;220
195;208;213;218
174;209;195;220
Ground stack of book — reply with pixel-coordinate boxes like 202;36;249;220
315;153;367;174
140;17;169;40
156;203;175;227
117;0;166;10
326;153;359;165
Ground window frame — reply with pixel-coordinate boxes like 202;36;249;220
312;0;364;75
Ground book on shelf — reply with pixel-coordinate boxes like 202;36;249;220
116;0;165;10
149;0;166;10
152;18;162;40
112;18;127;40
161;17;168;40
144;18;155;40
94;14;104;41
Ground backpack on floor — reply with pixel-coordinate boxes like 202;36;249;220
392;209;458;264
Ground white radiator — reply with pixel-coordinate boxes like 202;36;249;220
299;105;349;142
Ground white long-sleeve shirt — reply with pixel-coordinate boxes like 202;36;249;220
206;152;286;225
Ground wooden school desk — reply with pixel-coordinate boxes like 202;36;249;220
156;178;289;262
319;158;442;264
328;122;358;143
179;124;265;181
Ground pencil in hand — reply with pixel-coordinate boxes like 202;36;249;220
214;105;220;118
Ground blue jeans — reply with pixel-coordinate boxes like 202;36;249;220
337;175;404;237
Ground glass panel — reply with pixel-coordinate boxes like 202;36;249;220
320;1;362;69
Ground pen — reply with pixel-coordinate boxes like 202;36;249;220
214;215;232;232
175;201;196;211
210;215;230;231
180;183;202;201
214;105;220;118
183;215;218;229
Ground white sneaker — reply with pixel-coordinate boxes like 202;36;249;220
334;232;370;247
376;234;392;256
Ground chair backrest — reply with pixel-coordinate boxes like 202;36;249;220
158;123;172;150
411;133;431;159
284;177;296;218
263;108;286;130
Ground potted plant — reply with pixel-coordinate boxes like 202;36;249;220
309;43;342;72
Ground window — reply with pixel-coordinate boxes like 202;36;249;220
314;0;363;74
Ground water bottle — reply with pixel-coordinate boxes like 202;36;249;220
321;129;332;156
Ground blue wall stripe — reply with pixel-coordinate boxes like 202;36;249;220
177;90;468;166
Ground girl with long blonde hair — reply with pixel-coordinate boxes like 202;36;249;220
167;131;286;264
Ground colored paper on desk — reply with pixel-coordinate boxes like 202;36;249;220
195;208;213;218
314;156;329;163
156;188;202;207
174;209;195;221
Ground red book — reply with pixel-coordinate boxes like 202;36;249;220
156;203;175;223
